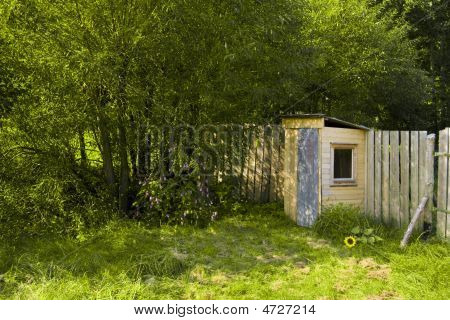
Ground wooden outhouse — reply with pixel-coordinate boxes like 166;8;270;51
281;114;369;227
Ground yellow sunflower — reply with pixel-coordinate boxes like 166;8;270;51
344;236;356;248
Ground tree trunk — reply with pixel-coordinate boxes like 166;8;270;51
118;117;129;213
117;57;130;213
129;113;138;179
78;129;87;168
98;117;115;186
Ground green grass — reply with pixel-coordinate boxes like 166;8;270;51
0;204;448;300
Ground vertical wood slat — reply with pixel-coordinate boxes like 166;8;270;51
254;126;264;202
424;134;435;225
240;127;249;198
277;128;285;201
224;126;232;177
410;131;419;225
389;131;400;227
400;131;410;227
246;127;256;199
437;129;449;238
374;131;382;221
418;131;427;230
382;131;390;224
366;130;375;217
447;129;450;238
261;126;272;202
269;125;280;202
234;125;245;194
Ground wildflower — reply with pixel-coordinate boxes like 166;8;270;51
344;236;356;248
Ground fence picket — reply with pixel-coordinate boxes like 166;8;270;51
400;131;410;227
366;131;375;217
269;126;280;202
261;126;272;202
382;131;390;224
246;127;256;199
447;129;450;238
437;129;448;237
390;131;400;227
277;128;285;201
374;131;382;221
410;131;419;225
418;131;427;230
254;127;264;202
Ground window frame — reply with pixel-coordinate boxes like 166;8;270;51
330;143;357;186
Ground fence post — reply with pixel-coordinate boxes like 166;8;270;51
424;134;435;226
437;128;449;238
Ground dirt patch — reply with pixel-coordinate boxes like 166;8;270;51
256;254;292;264
271;280;285;290
210;272;230;284
357;258;391;280
306;237;331;249
294;261;311;274
367;291;399;300
367;268;390;280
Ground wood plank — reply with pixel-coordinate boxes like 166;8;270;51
389;131;400;227
261;125;272;203
382;131;390;224
418;131;427;230
283;128;298;221
424;134;435;226
223;125;233;177
366;130;375;218
400;131;410;227
277;128;285;201
374;131;382;221
234;125;246;196
240;127;250;197
254;126;264;202
436;129;448;238
246;127;256;200
269;125;280;202
410;131;419;226
297;128;319;227
447;128;450;238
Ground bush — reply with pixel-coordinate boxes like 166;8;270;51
313;204;385;243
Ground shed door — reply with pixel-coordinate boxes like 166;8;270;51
297;128;319;227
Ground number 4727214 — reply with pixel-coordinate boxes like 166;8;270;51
262;305;316;315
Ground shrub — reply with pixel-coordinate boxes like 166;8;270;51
313;204;385;243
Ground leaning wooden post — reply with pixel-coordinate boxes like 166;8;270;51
400;196;428;248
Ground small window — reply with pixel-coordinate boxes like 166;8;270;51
331;144;356;185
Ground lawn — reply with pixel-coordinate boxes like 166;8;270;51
0;204;448;300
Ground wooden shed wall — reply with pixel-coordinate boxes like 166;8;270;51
321;127;366;207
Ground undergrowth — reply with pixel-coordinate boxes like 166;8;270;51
0;203;448;300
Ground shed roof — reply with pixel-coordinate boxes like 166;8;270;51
281;113;370;131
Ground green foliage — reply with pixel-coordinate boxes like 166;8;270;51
0;0;442;240
136;174;217;227
350;226;384;245
313;204;387;243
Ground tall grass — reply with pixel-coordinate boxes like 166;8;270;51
0;203;448;299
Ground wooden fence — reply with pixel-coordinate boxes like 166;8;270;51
238;125;285;202
437;128;450;238
365;130;435;230
142;124;284;203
